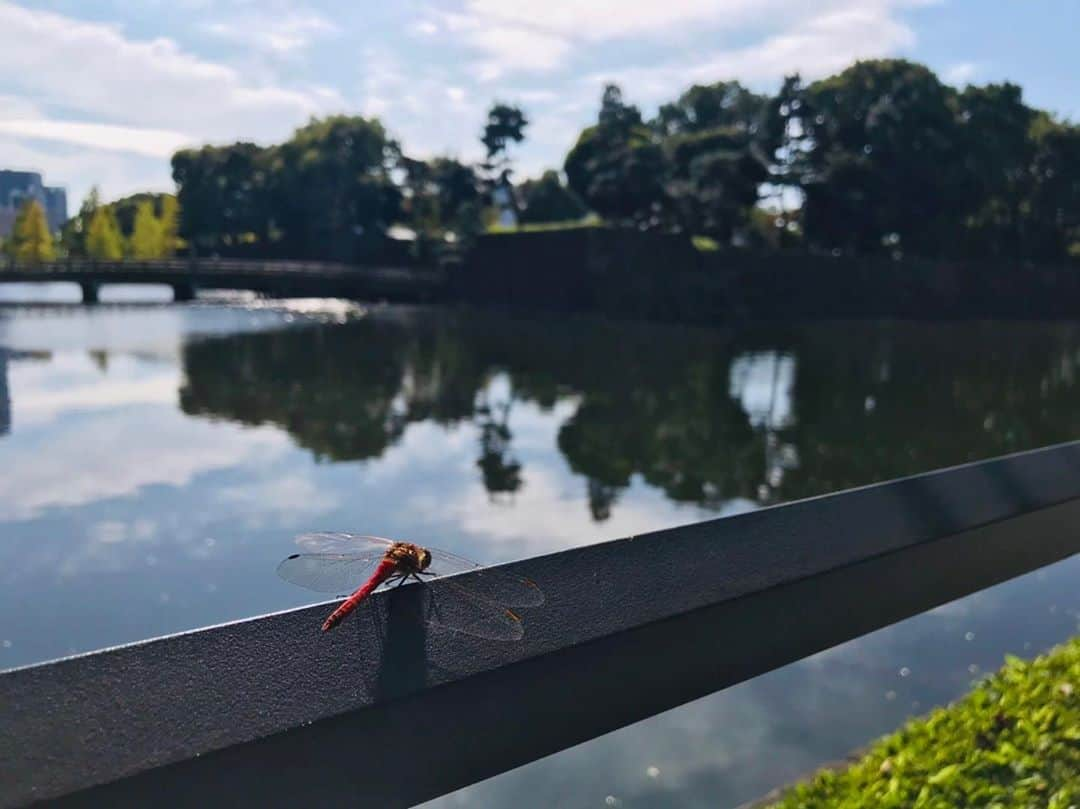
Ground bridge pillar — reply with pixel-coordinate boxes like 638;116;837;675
172;282;197;302
80;281;100;305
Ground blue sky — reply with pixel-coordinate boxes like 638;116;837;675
0;0;1076;206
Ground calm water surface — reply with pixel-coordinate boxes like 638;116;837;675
1;287;1078;807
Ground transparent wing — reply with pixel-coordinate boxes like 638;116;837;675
425;548;545;609
293;532;395;555
277;533;392;594
425;580;526;641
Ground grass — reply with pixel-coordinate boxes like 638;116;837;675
762;636;1080;808
486;216;604;234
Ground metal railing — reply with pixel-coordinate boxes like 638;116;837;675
0;257;443;282
3;442;1080;808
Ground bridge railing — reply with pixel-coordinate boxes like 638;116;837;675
3;441;1080;808
0;257;442;280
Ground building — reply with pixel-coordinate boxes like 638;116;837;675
0;170;69;237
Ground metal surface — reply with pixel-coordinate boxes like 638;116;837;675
4;442;1080;807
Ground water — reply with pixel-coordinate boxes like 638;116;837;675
1;289;1078;806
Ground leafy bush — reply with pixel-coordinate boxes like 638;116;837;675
765;637;1080;808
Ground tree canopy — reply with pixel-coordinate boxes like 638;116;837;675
7;199;55;263
155;59;1079;263
85;206;124;260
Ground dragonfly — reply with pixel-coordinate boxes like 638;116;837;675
277;533;544;639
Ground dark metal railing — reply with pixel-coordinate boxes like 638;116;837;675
3;442;1080;808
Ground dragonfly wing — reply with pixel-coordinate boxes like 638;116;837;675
294;532;394;555
425;580;526;642
277;554;384;594
427;548;545;608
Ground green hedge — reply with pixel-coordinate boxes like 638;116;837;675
763;637;1079;808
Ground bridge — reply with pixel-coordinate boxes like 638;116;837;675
0;258;448;304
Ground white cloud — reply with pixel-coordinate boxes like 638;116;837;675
0;2;341;142
944;61;980;85
216;472;340;526
202;11;340;56
584;5;916;103
0;408;290;522
445;0;920;91
465;24;573;77
0;120;191;158
464;0;756;41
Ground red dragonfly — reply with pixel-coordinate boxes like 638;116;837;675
277;533;543;639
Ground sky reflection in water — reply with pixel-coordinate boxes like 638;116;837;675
1;297;1078;806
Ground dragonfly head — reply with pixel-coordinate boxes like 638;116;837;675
417;547;432;571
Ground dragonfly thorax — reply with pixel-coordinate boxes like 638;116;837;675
385;542;432;575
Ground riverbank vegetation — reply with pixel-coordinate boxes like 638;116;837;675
158;58;1078;265
23;58;1077;269
760;636;1079;808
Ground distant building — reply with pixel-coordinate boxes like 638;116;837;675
43;186;68;233
0;170;68;237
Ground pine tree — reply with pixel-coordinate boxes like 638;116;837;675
86;206;124;260
11;200;56;263
129;200;164;259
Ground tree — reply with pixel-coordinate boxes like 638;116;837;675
952;83;1037;259
129;200;165;258
85;206;124;260
480;103;529;223
172;143;271;255
272;116;402;261
481;103;529;171
160;194;180;256
9;200;55;263
401;156;483;245
60;186;102;257
1024;119;1080;260
565;85;667;227
518;171;587;224
654;81;771;137
783;60;964;256
654;82;777;242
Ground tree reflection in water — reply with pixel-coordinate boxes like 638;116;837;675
179;312;1080;520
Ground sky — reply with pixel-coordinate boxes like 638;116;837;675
0;0;1076;207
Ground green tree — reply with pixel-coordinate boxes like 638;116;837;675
481;103;529;222
783;59;964;256
953;83;1037;259
172;143;271;255
654;82;777;243
1024;118;1080;260
9;199;56;263
160;194;181;256
481;103;528;171
565;85;667;226
272;116;402;261
85;206;124;260
60;186;102;257
129;200;165;258
653;81;771;137
401;156;483;246
518;171;587;224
